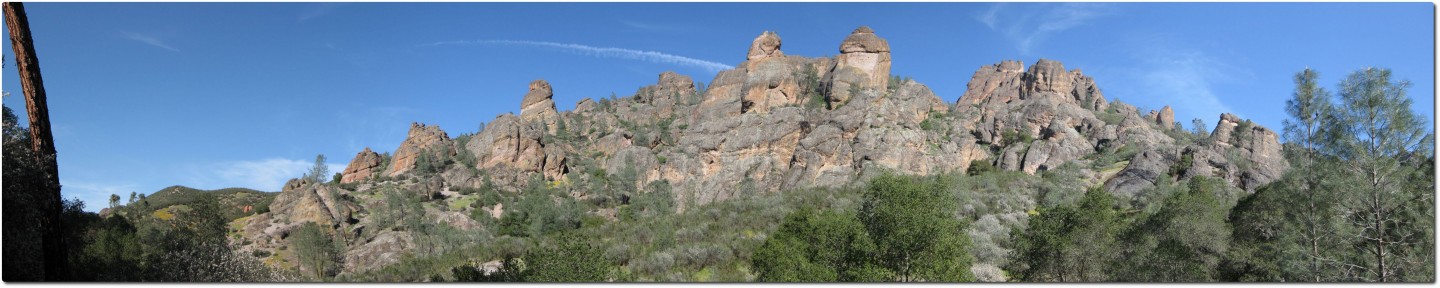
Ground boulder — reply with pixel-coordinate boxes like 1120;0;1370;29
1158;106;1175;129
340;147;382;184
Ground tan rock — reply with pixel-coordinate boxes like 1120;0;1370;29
468;114;567;182
520;79;559;129
829;26;892;105
385;122;455;177
1158;106;1175;129
747;31;783;61
340;147;382;183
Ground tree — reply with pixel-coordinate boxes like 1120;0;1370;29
290;222;339;281
1192;118;1209;138
108;194;121;210
304;154;328;184
1223;68;1349;282
1009;188;1123;282
1114;177;1233;282
753;208;886;282
523;233;611;282
1327;67;1433;282
6;3;67;280
859;174;974;282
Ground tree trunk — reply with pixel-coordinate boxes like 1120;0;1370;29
5;2;66;281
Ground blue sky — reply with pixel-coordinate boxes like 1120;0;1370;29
1;3;1432;211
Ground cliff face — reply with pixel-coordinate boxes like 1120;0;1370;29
234;26;1287;276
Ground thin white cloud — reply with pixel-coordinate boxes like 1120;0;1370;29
977;3;1005;30
190;158;345;192
622;20;685;32
1130;48;1244;123
120;31;180;52
420;40;733;73
298;3;342;22
975;3;1113;55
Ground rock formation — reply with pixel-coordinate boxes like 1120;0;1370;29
236;26;1298;276
520;79;559;130
746;31;783;61
1158;105;1175;129
384;123;455;177
826;26;892;106
340;147;382;184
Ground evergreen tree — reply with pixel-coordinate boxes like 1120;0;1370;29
1327;67;1433;282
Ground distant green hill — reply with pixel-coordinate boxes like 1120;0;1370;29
119;185;278;223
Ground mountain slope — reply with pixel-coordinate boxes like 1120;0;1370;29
232;26;1288;278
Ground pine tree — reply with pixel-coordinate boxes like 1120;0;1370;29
1327;67;1433;282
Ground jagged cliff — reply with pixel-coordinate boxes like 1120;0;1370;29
235;26;1287;276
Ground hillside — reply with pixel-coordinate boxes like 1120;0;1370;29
216;26;1300;280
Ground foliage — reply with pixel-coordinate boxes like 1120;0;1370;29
1009;188;1123;282
753;208;885;282
289;222;340;280
303;154;329;184
1113;176;1233;282
859;174;975;282
522;233;613;282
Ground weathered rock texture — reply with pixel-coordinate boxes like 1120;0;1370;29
826;26;892;106
340;147;382;184
385;123;455;177
747;31;783;61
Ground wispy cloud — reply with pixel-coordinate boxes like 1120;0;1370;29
975;3;1113;54
188;158;345;192
420;40;733;73
1126;46;1246;122
120;31;180;52
622;20;686;32
298;3;343;22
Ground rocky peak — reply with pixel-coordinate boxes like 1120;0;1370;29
747;31;783;61
658;71;694;88
384;122;455;177
340;147;382;184
1022;59;1075;97
520;79;558;124
960;59;1107;110
959;60;1027;105
835;26;892;87
1157;106;1175;129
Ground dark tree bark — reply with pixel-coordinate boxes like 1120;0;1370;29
5;2;66;280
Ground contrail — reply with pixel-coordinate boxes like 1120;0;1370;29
421;40;734;73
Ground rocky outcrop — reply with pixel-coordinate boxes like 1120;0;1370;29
520;79;560;131
699;31;826;117
959;60;1026;106
466;113;567;185
1103;149;1173;199
385;123;456;177
1207;113;1288;191
341;231;413;274
826;26;892;106
632;71;698;119
340;147;382;184
1157;106;1175;129
960;59;1121;174
746;31;783;61
270;179;355;228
